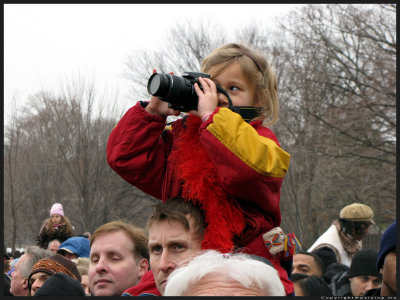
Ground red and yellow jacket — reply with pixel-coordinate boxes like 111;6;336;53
107;102;293;294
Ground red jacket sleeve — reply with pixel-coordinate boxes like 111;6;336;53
106;102;172;199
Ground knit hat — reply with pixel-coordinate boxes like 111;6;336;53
57;236;90;258
347;249;380;278
50;203;64;217
339;203;375;224
377;221;396;270
33;273;85;296
28;253;81;290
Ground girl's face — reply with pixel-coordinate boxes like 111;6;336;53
208;61;257;107
51;214;62;225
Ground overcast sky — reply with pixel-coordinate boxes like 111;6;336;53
4;4;303;125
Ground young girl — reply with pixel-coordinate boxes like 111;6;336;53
107;43;293;294
37;203;74;249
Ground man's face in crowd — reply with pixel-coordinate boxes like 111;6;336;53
81;274;90;295
88;230;147;296
148;217;202;295
351;222;370;241
292;254;322;277
381;250;396;295
29;271;51;296
47;241;60;253
349;275;381;296
10;253;29;296
63;252;79;260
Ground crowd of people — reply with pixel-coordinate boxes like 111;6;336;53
3;201;396;297
4;42;397;297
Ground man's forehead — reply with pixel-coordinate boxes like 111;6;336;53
90;231;134;253
30;271;50;280
148;219;190;236
294;254;315;262
16;254;27;266
93;230;132;244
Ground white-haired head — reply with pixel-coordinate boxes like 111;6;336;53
164;250;285;296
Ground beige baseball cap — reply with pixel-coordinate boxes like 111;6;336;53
340;203;375;224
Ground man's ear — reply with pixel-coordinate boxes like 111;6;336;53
137;258;149;279
22;277;29;290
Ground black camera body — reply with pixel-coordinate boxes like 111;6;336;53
147;71;210;111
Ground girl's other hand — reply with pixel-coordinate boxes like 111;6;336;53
191;77;218;118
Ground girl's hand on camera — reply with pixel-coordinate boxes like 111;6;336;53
192;77;218;119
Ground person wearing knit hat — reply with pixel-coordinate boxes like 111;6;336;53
50;203;64;217
36;203;74;249
330;249;381;296
28;253;81;295
364;221;396;297
308;202;375;267
348;249;381;296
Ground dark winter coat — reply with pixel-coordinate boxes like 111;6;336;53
36;223;73;249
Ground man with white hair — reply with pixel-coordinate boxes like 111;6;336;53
9;246;52;296
164;250;285;296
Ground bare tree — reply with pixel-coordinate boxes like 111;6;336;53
123;19;227;101
273;4;396;246
4;97;28;252
4;80;157;247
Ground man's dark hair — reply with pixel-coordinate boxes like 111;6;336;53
312;246;337;274
296;250;325;274
290;273;332;296
146;197;205;241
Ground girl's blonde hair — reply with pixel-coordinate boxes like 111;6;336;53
201;43;279;125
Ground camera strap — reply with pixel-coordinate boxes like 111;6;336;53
215;85;233;108
215;85;260;122
231;106;261;123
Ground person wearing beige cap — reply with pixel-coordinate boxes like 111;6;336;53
308;203;375;267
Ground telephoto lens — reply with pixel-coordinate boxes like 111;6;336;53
147;73;172;98
147;72;210;111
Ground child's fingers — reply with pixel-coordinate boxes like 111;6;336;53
194;82;202;93
199;77;215;93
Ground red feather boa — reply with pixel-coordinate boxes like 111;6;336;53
169;114;245;252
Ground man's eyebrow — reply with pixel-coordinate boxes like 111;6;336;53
166;239;189;247
296;264;310;268
149;239;188;247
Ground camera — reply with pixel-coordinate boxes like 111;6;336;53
147;71;260;122
147;71;210;111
